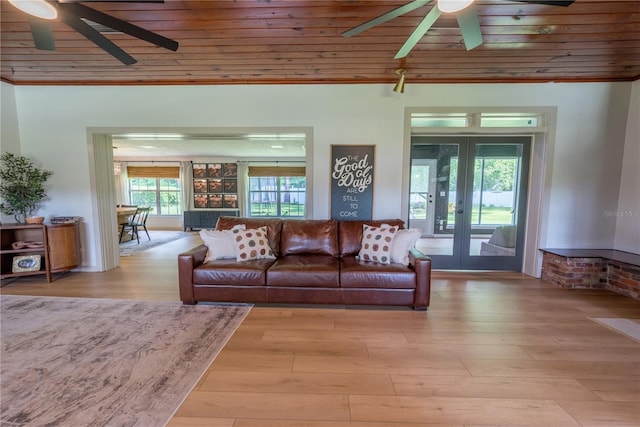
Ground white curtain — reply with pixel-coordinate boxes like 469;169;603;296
181;161;193;212
118;162;129;205
236;161;248;216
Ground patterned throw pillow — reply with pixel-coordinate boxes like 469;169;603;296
233;227;276;262
358;224;399;264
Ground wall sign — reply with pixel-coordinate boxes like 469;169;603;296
330;145;374;220
193;162;238;209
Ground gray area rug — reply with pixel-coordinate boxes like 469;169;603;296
0;295;251;426
591;317;640;342
119;230;192;257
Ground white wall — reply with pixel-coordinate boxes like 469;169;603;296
539;83;631;250
8;81;636;270
614;80;640;253
1;82;21;155
1;82;23;223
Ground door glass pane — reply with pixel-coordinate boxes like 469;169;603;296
409;165;429;220
411;145;459;256
469;144;522;257
409;160;437;236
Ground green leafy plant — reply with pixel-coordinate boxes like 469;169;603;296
0;153;53;223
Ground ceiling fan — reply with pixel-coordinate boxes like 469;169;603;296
8;0;178;65
342;0;576;59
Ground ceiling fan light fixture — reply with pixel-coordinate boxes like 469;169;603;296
393;68;407;94
437;0;475;14
9;0;57;20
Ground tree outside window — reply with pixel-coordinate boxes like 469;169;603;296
129;177;182;216
249;176;305;217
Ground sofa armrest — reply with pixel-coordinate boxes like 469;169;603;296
178;245;207;304
408;247;431;310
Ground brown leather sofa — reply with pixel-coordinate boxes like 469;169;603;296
178;217;432;310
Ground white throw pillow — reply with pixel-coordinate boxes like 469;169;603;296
233;227;276;262
358;224;399;264
390;228;422;266
200;224;245;262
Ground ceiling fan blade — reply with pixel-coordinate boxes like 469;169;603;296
29;20;55;50
59;9;137;65
342;0;432;37
60;2;178;51
394;5;441;59
507;0;575;6
456;5;483;50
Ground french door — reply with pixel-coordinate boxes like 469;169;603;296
409;136;531;270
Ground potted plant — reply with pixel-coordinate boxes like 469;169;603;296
0;152;53;223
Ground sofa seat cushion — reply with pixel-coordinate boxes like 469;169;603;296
194;258;275;286
340;257;415;289
267;255;340;288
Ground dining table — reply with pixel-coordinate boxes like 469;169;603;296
116;207;137;225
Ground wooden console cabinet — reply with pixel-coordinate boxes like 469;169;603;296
1;222;80;283
183;210;238;231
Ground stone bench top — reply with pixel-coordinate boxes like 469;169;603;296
540;248;640;266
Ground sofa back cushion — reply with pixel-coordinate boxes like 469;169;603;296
216;216;283;256
280;219;339;257
338;219;405;257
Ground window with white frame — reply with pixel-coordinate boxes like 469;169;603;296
127;166;182;216
248;166;306;218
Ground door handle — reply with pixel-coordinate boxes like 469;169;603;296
457;209;463;214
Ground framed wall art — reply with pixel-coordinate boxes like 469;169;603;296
223;179;237;193
193;179;207;193
194;194;208;208
223;194;238;209
193;162;240;210
207;163;222;178
330;145;374;221
193;163;207;178
223;163;237;177
208;179;223;193
208;194;223;208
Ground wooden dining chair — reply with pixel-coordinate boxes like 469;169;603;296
119;207;151;244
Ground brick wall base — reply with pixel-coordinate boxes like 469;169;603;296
608;261;640;300
541;252;607;289
541;252;640;300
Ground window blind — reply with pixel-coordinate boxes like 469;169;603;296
248;166;305;177
127;166;180;178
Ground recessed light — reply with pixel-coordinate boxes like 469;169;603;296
140;145;156;149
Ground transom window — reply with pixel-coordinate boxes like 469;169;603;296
411;112;544;129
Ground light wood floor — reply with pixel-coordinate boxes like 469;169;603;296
2;233;639;426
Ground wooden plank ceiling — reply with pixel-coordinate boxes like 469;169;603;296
1;0;639;85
